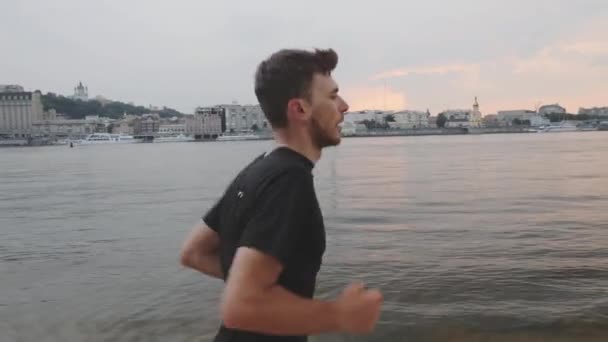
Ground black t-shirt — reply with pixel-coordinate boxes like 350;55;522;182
202;147;326;342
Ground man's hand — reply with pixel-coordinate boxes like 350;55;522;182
180;222;223;279
334;282;383;334
219;247;383;336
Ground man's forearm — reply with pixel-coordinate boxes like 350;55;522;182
184;252;223;279
222;284;341;335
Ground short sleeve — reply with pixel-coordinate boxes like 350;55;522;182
238;170;314;266
202;196;224;232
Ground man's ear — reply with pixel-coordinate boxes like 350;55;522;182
286;98;311;123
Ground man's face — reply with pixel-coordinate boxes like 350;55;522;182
307;74;349;149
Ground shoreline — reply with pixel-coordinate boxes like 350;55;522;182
1;127;605;148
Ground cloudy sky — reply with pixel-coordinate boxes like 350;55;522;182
2;0;607;115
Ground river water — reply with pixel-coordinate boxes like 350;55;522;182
2;132;608;341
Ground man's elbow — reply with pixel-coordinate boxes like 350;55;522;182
221;305;243;330
220;293;257;330
179;247;195;268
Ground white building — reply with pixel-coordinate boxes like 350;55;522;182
496;109;550;127
343;110;375;124
343;110;393;125
194;107;223;134
579;106;608;117
441;110;482;128
340;121;357;136
112;121;135;135
497;109;536;122
42;109;58;121
442;112;472;128
220;103;267;133
538;104;566;115
32;119;98;136
0;85;25;93
0;88;44;137
440;97;483;128
71;82;88;101
185;107;222;137
389;110;430;129
158;123;186;134
482;114;500;127
340;121;368;136
529;116;551;127
133;114;160;135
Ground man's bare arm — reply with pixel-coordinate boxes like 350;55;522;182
180;222;223;279
220;247;383;336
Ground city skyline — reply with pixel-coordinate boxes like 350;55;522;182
2;0;607;115
9;82;595;118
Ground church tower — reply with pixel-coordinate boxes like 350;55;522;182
470;96;482;127
72;81;89;101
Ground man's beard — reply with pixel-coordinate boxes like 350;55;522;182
310;116;340;149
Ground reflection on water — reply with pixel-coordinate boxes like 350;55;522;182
2;132;608;341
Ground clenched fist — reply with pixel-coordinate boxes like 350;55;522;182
334;282;383;334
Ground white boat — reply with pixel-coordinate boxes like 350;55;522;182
74;133;142;145
539;122;579;133
578;126;598;131
216;133;265;141
0;138;28;146
153;134;195;143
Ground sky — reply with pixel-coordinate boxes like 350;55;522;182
2;0;607;115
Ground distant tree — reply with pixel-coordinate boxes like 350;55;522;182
362;119;374;129
251;124;259;131
385;114;395;122
577;114;590;121
360;119;388;130
544;112;581;123
511;119;531;126
41;93;185;119
436;113;448;128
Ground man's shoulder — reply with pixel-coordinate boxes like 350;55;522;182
250;158;311;193
221;148;314;206
245;149;312;183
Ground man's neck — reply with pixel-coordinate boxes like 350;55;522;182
272;131;321;164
